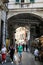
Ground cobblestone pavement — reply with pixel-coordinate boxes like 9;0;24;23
0;51;43;65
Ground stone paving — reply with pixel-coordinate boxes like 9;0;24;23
0;51;43;65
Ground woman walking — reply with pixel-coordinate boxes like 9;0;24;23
9;44;15;64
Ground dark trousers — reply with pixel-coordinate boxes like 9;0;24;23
35;56;39;60
26;45;28;51
10;54;14;61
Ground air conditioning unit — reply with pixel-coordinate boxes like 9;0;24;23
2;0;9;3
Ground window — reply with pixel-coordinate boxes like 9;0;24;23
16;0;19;2
16;0;24;3
21;0;24;7
30;0;34;3
21;0;24;3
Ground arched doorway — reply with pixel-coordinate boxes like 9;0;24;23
7;13;43;47
14;26;30;45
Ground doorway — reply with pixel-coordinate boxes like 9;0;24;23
7;13;43;49
13;26;30;45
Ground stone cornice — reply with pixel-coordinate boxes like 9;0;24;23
8;8;43;12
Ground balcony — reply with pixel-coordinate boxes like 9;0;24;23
8;1;43;10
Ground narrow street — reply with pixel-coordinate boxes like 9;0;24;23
0;0;43;65
0;51;43;65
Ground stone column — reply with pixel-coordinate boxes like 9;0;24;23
0;10;1;50
3;20;6;45
30;25;36;53
0;10;1;42
1;10;7;46
35;25;40;37
5;12;8;39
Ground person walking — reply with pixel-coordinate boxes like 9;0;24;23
22;44;25;51
34;47;39;60
9;44;15;64
1;44;7;64
26;44;28;52
18;43;23;62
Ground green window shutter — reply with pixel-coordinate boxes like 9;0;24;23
16;0;19;2
30;0;34;3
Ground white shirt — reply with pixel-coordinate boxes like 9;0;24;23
34;49;39;56
1;47;6;54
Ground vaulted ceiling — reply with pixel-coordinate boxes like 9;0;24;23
7;13;43;38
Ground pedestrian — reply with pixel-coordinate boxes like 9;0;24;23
18;43;23;62
1;44;7;64
9;44;15;64
26;44;28;52
22;44;25;51
14;48;18;65
34;47;39;60
16;44;18;52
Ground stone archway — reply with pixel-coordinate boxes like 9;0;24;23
7;13;43;45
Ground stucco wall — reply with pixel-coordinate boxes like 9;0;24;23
8;0;43;19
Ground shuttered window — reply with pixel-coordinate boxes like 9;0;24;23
21;0;24;2
16;0;19;2
30;0;34;3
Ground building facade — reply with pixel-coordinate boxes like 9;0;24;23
0;0;43;46
8;0;43;18
7;0;43;44
0;0;8;47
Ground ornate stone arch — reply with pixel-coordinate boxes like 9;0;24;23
7;13;43;39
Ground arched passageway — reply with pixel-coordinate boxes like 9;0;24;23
7;13;43;47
